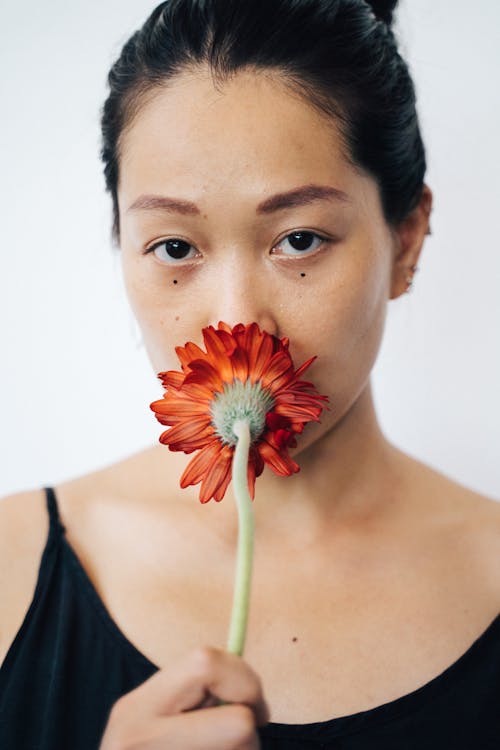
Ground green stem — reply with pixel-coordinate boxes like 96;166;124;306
226;418;254;657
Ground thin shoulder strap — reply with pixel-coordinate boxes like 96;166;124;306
43;486;66;536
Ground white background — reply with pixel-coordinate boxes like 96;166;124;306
1;0;499;498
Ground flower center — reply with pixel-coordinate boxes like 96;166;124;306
210;379;275;446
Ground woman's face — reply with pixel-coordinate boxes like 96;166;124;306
117;67;408;457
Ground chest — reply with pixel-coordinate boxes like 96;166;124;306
80;521;499;724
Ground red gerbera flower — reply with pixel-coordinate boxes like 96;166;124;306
150;321;329;503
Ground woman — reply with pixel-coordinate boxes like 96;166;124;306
1;0;499;748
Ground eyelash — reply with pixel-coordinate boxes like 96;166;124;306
144;230;332;264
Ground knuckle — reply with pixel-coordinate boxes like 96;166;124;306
189;644;220;675
236;670;264;711
247;673;264;703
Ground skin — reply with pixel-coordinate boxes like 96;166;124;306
117;64;433;546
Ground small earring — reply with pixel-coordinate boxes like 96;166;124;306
404;264;419;293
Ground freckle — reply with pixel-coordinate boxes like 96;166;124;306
173;279;178;284
292;637;298;642
175;315;179;321
300;273;306;277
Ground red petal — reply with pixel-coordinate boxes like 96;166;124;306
150;398;208;419
150;402;185;426
249;333;274;383
233;322;259;354
265;370;295;394
166;439;210;453
212;468;233;501
202;327;235;381
217;321;234;335
181;382;218;401
202;326;235;356
230;322;249;348
230;347;248;382
245;448;265;500
199;444;233;503
280;336;290;349
265;412;291;431
180;440;223;487
274;402;323;421
257;439;300;476
185;341;209;360
175;342;207;371
293;355;317;379
247;460;257;500
158;370;185;389
274;429;295;449
161;417;214;447
152;412;196;427
183;360;224;392
260;351;293;389
150;393;210;425
250;446;265;477
273;390;326;406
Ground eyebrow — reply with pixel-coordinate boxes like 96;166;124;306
126;183;351;216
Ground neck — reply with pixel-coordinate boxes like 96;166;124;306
246;380;402;539
146;378;407;546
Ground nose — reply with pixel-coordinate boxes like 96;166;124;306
205;256;279;336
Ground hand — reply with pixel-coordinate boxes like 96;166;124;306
98;645;271;750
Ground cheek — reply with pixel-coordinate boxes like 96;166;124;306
341;296;387;398
122;255;183;326
120;259;180;370
342;269;387;353
298;250;389;395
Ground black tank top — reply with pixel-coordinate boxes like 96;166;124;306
1;486;500;749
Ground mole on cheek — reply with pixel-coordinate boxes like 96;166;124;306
173;279;178;284
300;273;306;277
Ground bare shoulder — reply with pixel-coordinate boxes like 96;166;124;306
446;480;500;604
0;448;166;668
52;445;186;525
0;487;50;665
0;487;50;593
451;480;500;570
400;450;500;597
421;457;500;532
454;482;500;582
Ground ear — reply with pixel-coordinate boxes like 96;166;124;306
389;183;433;300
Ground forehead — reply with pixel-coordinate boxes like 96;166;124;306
117;68;358;203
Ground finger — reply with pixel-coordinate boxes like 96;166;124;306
101;703;262;750
140;703;263;750
122;646;270;727
159;647;270;727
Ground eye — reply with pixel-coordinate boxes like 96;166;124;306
273;230;328;257
146;238;198;263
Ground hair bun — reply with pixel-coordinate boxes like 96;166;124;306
366;0;399;27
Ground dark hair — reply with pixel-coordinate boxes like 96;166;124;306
100;0;426;247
